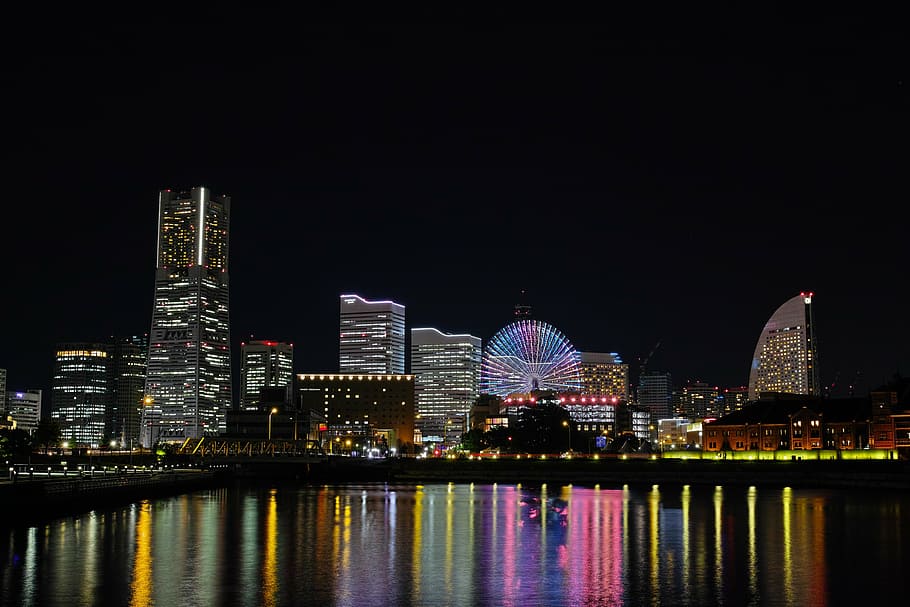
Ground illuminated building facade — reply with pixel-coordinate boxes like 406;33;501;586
718;386;749;417
51;344;111;447
143;187;232;446
339;294;405;375
673;380;719;420
558;393;620;434
411;328;481;446
5;389;41;434
296;373;415;454
747;291;820;402
703;395;872;452
578;352;629;400
637;371;672;422
240;340;294;411
108;334;148;449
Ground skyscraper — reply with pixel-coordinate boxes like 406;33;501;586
143;187;232;446
637;370;672;426
0;368;6;412
108;334;148;450
748;292;820;402
5;389;41;434
240;339;294;410
411;327;482;446
339;294;405;375
673;380;719;420
51;344;111;447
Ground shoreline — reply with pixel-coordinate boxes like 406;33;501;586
2;458;907;527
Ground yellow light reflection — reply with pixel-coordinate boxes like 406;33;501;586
261;488;278;607
130;501;152;607
713;485;724;601
681;485;691;596
649;485;660;596
782;487;793;605
445;483;454;596
411;485;424;594
747;486;758;600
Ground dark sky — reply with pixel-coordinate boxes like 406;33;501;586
3;11;907;401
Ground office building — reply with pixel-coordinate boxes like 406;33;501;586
411;327;482;446
5;389;41;434
240;340;294;410
51;344;111;447
637;370;672;437
717;386;749;417
578;352;629;400
143;187;232;446
339;294;405;374
106;334;148;449
0;368;6;412
673;380;719;420
296;373;415;454
748;292;820;402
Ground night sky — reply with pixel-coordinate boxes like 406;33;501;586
4;11;907;401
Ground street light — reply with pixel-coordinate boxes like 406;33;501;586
268;407;278;440
563;420;572;451
140;395;154;458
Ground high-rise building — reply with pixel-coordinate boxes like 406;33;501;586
637;370;672;430
748;292;820;402
143;187;232;446
339;294;405;375
411;327;482;446
240;340;294;411
717;386;749;417
108;334;148;449
673;380;719;420
0;368;6;412
578;352;630;400
51;344;111;447
5;389;41;434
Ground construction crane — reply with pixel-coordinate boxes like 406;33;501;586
638;339;663;377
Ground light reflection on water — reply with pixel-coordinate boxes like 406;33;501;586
1;482;908;606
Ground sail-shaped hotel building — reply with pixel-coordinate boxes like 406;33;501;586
747;292;820;402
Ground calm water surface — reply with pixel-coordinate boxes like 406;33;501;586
1;482;907;606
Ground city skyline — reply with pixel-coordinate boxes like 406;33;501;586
4;17;906;402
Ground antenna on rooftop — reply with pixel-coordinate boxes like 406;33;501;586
514;289;532;319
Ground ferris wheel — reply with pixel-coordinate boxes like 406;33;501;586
480;319;582;396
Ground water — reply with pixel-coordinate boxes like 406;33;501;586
1;481;907;606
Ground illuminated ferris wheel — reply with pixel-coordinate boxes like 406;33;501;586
480;319;582;397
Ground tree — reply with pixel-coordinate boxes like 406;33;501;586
514;400;570;453
33;419;63;455
459;428;486;452
0;428;33;458
485;425;513;451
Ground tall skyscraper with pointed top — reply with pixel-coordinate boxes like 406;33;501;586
748;292;820;402
142;187;232;446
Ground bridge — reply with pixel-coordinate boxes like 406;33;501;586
176;437;327;459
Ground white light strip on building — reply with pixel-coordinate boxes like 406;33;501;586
197;187;206;266
156;190;163;267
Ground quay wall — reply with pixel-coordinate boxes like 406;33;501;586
2;458;907;526
302;457;910;490
0;470;224;524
